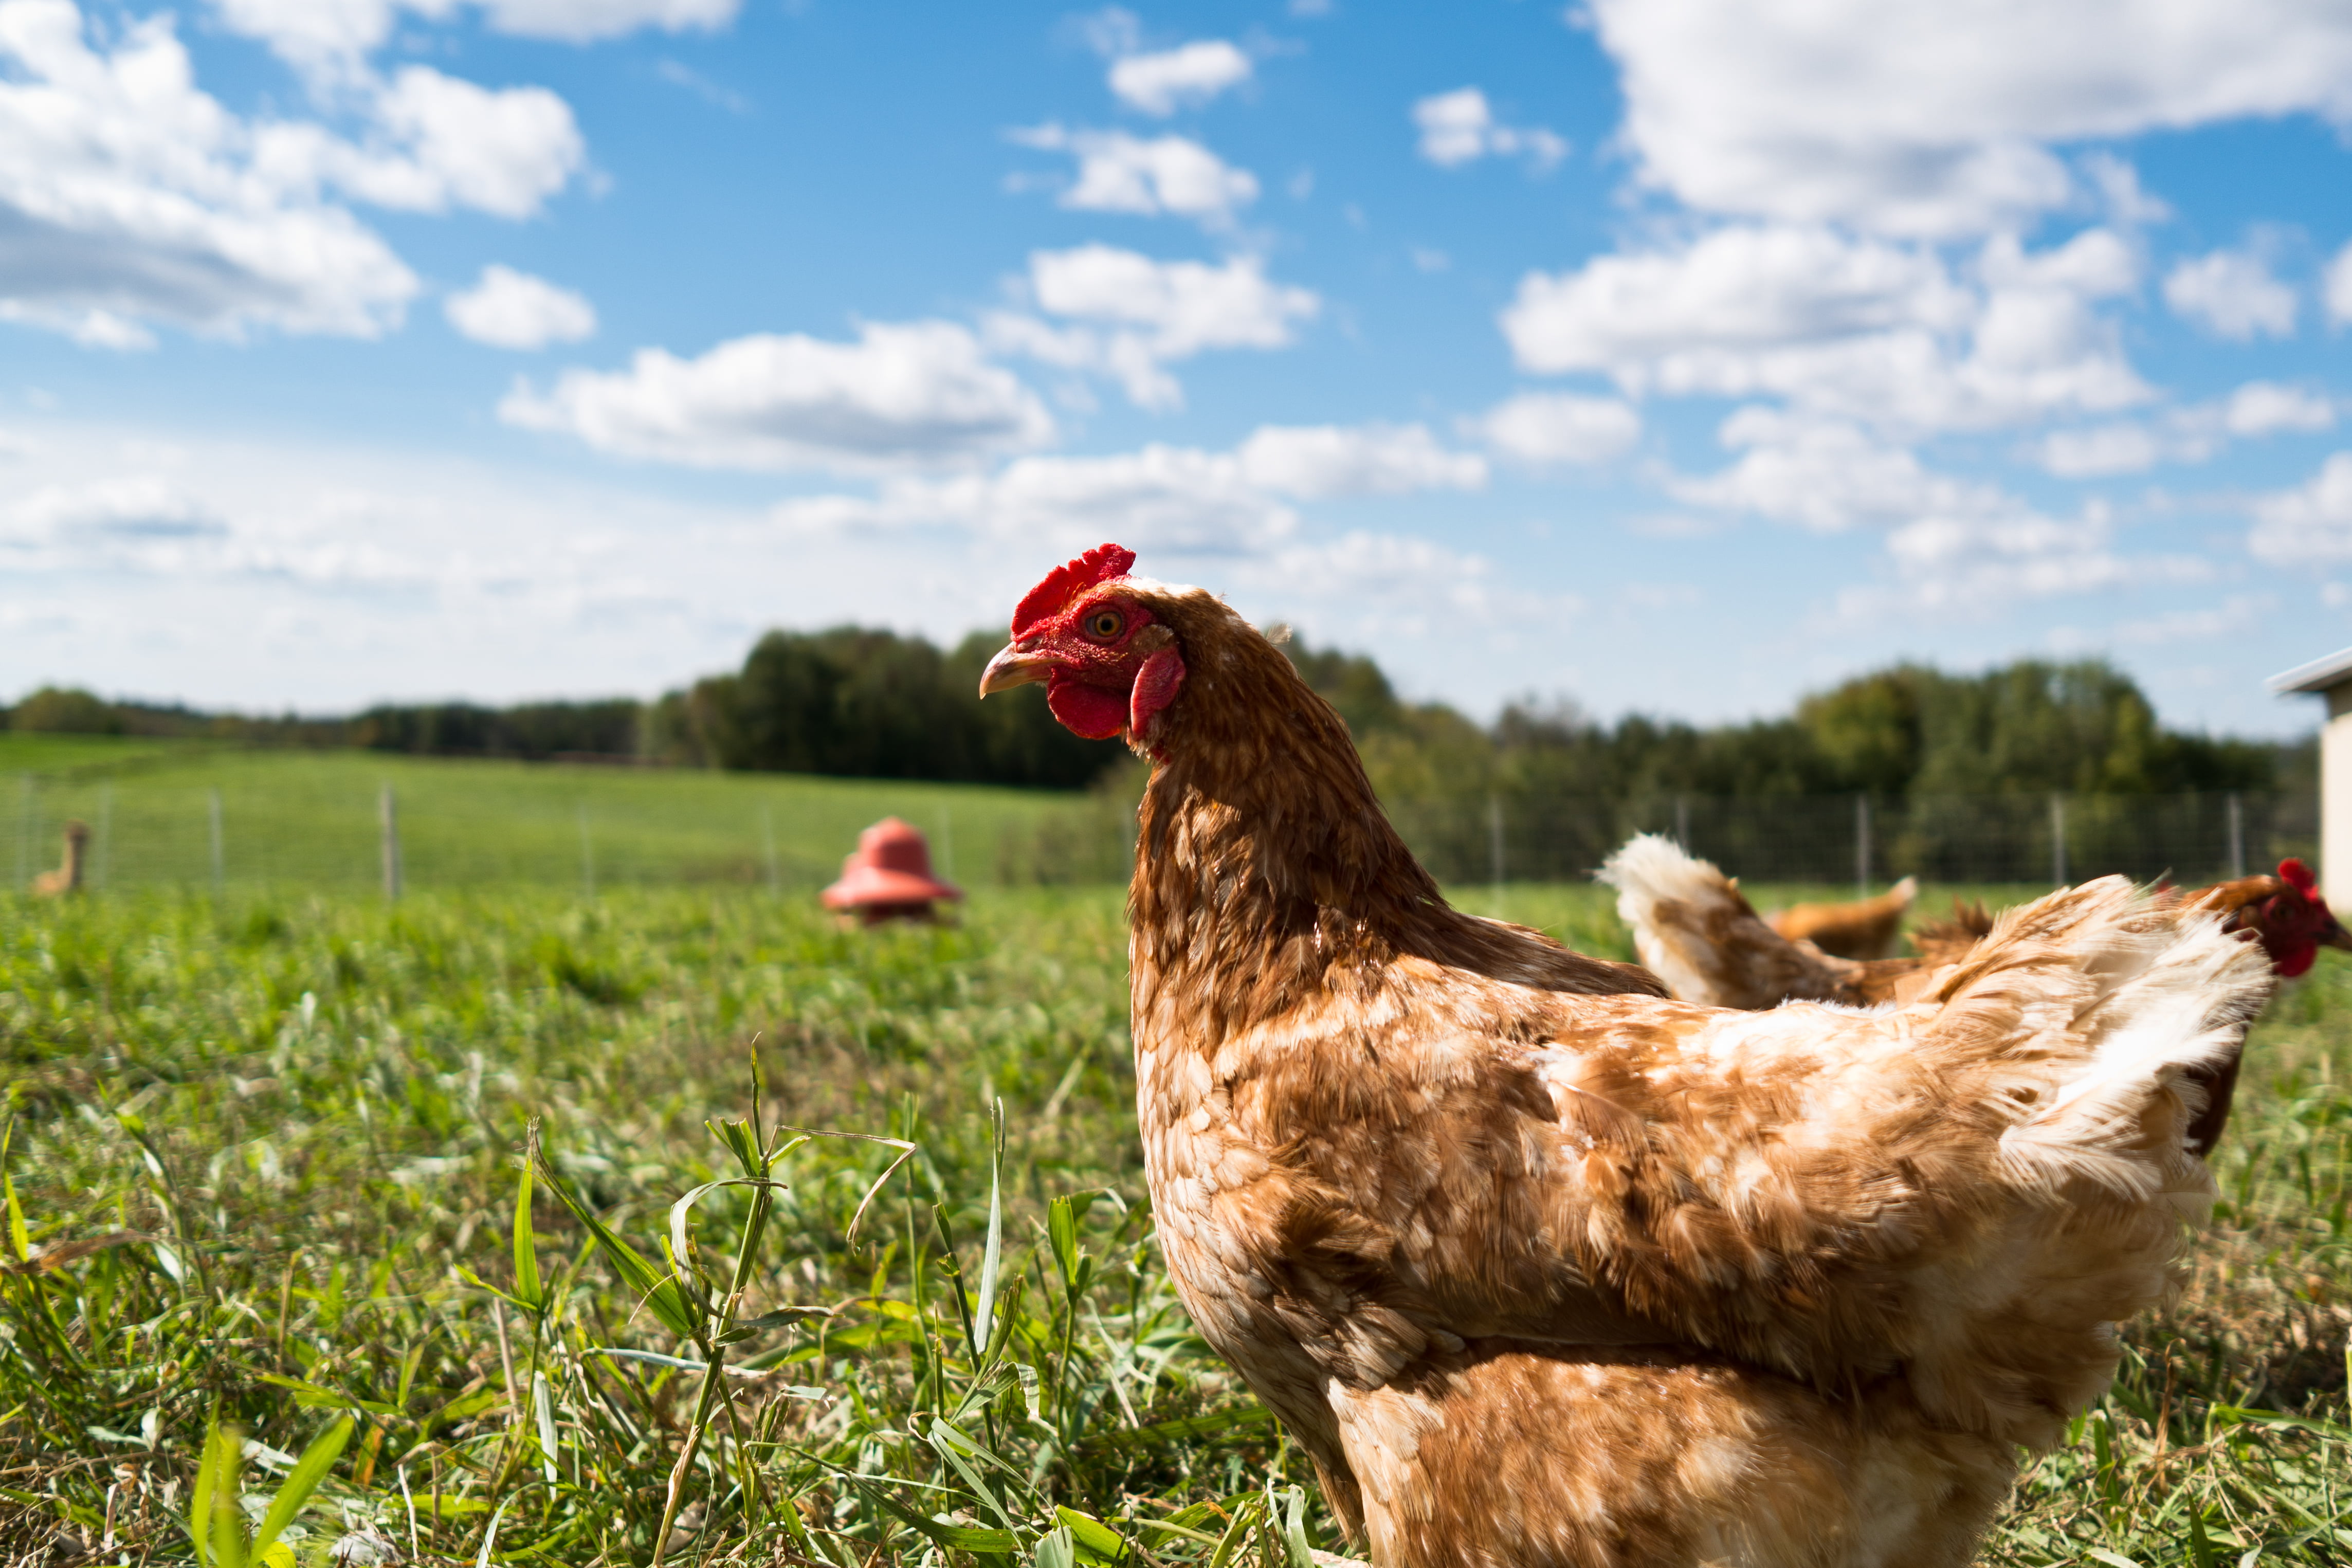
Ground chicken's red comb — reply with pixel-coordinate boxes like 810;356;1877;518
1013;543;1136;636
2280;858;2318;894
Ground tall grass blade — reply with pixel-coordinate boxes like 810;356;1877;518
188;1415;218;1568
1035;1524;1076;1568
206;1423;246;1568
475;1494;514;1568
250;1414;353;1558
530;1143;698;1338
532;1372;558;1485
510;1160;541;1314
974;1098;1006;1359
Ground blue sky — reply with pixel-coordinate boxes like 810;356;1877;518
7;0;2352;736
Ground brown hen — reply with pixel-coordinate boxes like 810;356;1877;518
981;545;2272;1568
1603;834;2348;1153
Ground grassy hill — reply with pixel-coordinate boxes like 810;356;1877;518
0;738;1131;894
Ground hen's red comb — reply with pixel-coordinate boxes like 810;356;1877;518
1013;543;1136;636
2280;858;2318;894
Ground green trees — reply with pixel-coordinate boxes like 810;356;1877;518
648;627;1119;788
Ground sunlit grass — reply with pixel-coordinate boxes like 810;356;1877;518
1;883;2345;1565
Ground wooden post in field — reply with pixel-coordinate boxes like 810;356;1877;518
2050;793;2068;887
578;802;595;898
1855;794;1871;894
2227;792;2246;880
1488;794;1505;909
96;782;112;891
16;773;31;889
761;803;780;894
208;789;224;894
380;785;402;901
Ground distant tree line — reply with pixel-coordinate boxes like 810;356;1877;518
7;638;2311;812
640;629;1118;788
1283;650;2296;804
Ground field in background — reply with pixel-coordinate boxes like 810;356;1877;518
0;738;1123;896
0;737;2320;903
2;881;2346;1566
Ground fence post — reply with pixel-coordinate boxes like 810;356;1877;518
1674;794;1690;849
96;782;112;891
380;786;401;901
1488;794;1505;907
208;789;225;894
2226;792;2246;880
1855;793;1871;893
578;803;595;898
761;803;781;894
2050;793;2068;887
16;773;32;890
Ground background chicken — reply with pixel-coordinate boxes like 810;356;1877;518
1768;876;1917;958
1603;835;2346;1156
981;544;2272;1568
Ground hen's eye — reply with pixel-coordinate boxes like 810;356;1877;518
1085;609;1124;640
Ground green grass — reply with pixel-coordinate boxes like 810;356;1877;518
1;884;2345;1566
0;747;1132;896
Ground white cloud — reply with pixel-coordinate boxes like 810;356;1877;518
774;445;1299;553
2107;593;2274;645
214;0;738;82
2037;423;2166;478
474;0;736;43
1411;87;1567;171
1503;226;1971;374
1675;410;1998;533
986;245;1318;410
772;422;1485;550
1585;0;2352;235
1009;125;1258;228
0;3;451;343
2249;452;2352;564
2327;240;2352;327
1871;499;2195;613
2223;380;2336;436
1108;40;1252;116
2164;248;2298;340
445;265;596;350
1500;225;2147;433
5;476;224;543
259;66;586;220
1236;424;1486;498
2034;380;2336;475
1661;409;2207;617
1474;392;1642;467
500;321;1055;474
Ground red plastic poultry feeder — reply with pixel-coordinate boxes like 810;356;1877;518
821;817;963;925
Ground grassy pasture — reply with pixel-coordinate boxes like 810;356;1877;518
0;740;1128;896
1;880;2347;1566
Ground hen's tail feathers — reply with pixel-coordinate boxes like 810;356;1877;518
1870;878;2275;1442
1925;877;2271;1206
1597;834;1859;1010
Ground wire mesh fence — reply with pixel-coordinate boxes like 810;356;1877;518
2;767;2319;896
1393;790;2319;890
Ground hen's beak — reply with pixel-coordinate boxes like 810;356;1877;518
978;639;1053;697
2323;912;2352;953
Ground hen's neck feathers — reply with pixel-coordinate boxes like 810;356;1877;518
1126;591;1652;1042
